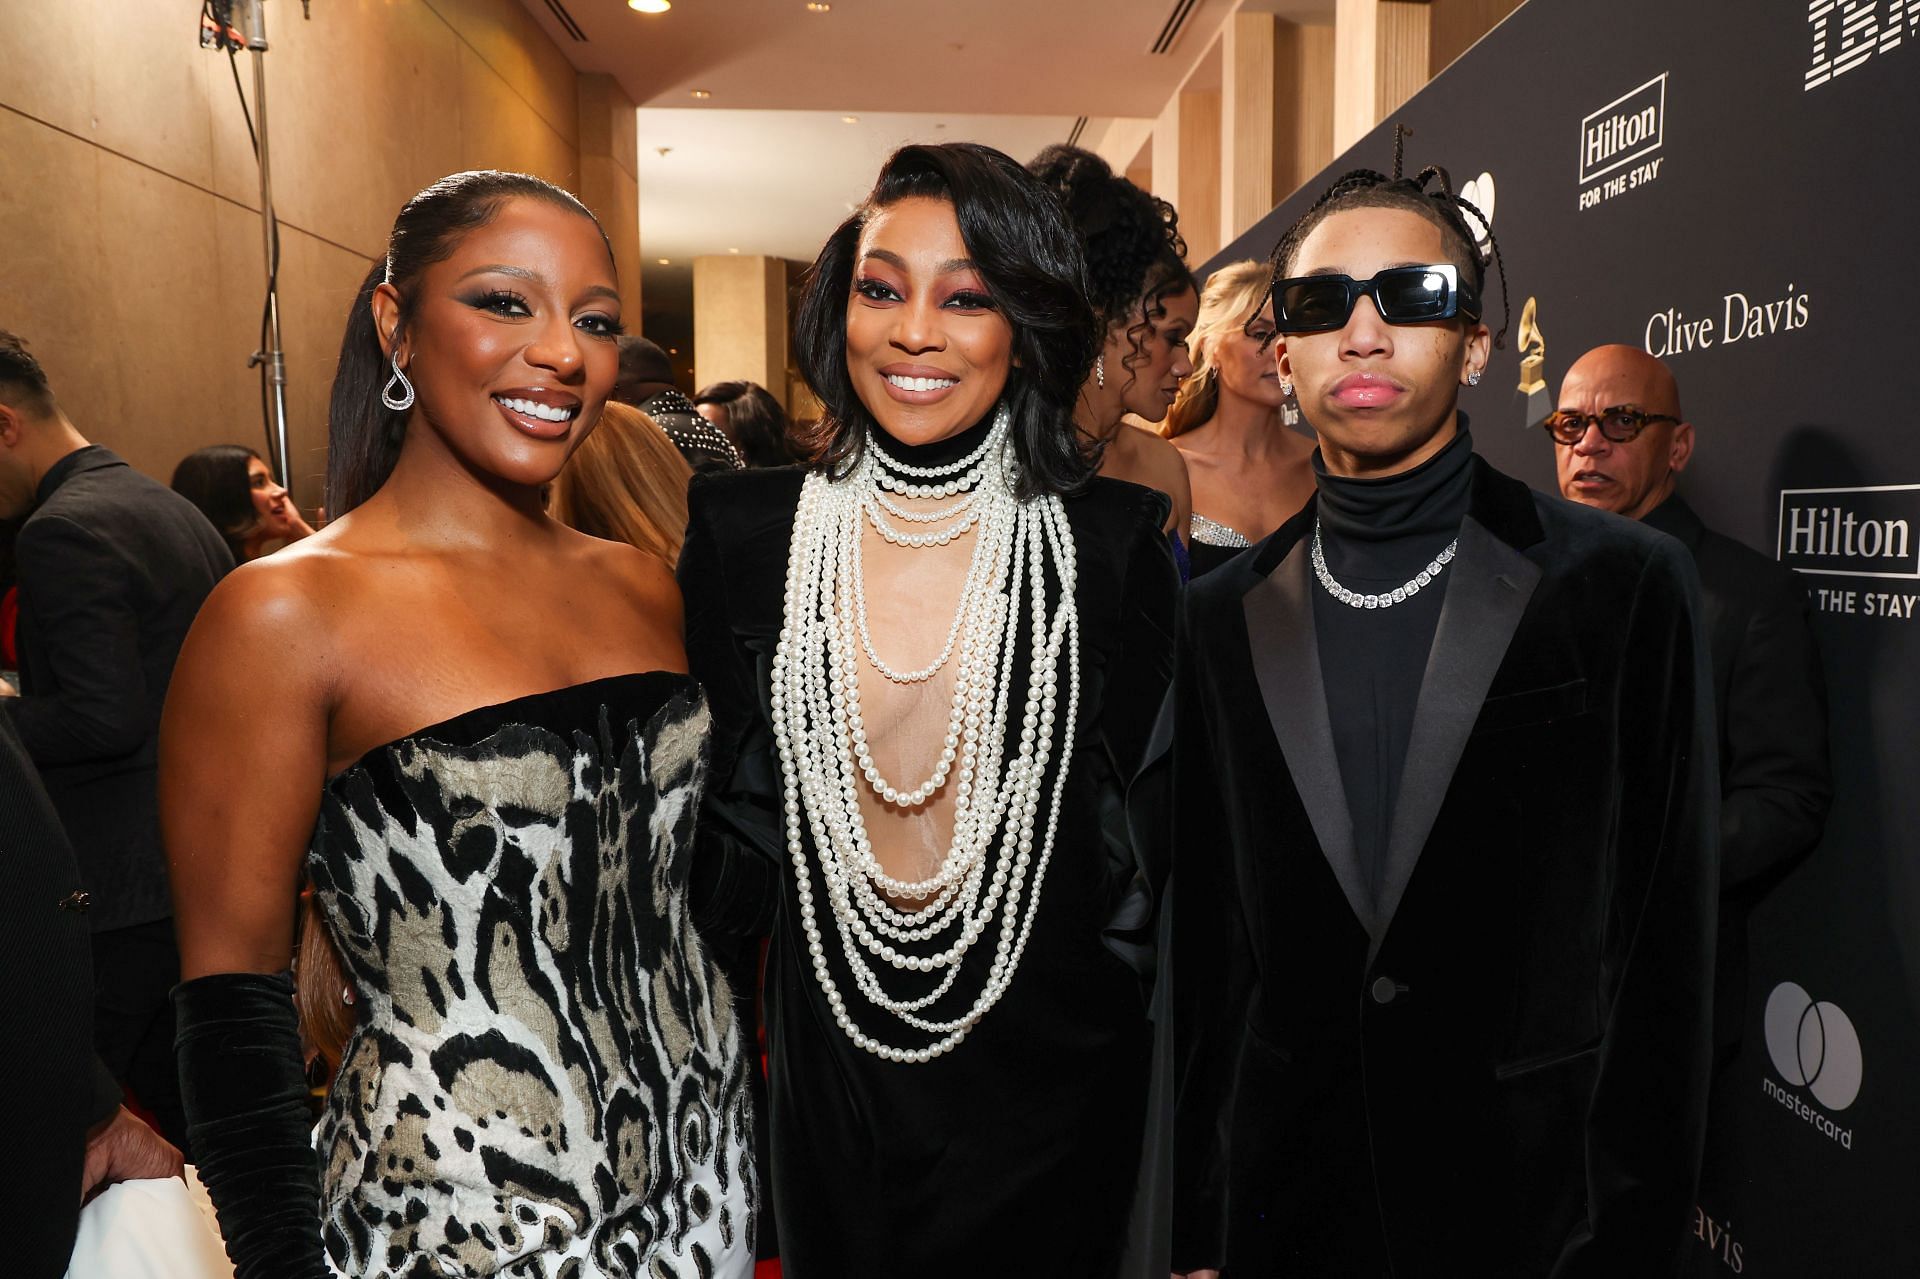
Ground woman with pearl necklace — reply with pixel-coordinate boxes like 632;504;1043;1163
680;143;1179;1276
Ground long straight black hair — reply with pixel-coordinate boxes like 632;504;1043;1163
791;143;1100;499
326;170;611;516
170;443;260;560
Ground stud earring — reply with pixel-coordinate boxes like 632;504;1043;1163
381;350;415;412
1467;370;1482;387
1279;378;1293;397
1095;354;1105;390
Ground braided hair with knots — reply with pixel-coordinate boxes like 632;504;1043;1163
1027;145;1195;390
1258;126;1511;350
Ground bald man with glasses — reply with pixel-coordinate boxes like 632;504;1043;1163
1548;344;1833;1069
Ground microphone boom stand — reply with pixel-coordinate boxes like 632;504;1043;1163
236;0;292;488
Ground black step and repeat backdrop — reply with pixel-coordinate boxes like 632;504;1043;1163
1207;2;1920;1272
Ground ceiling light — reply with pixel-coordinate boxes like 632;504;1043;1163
627;0;670;12
657;258;671;265
669;347;680;355
806;2;832;10
728;247;740;254
690;89;712;99
841;115;859;124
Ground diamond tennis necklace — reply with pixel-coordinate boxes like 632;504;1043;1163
1310;517;1457;609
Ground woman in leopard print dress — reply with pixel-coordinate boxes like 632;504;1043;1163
160;172;752;1279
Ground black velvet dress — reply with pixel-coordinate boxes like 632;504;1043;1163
679;424;1177;1277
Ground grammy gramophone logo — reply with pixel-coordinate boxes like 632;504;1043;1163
1516;296;1549;428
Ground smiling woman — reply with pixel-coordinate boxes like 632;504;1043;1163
159;170;754;1279
680;142;1180;1277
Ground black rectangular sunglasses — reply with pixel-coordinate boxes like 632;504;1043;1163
1273;264;1483;334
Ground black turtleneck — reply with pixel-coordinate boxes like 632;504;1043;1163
867;411;997;472
1311;422;1475;905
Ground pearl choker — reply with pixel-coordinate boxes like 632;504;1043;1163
768;403;1082;1063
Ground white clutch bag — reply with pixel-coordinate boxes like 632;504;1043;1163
65;1167;235;1279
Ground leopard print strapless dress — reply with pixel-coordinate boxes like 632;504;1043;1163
306;672;754;1278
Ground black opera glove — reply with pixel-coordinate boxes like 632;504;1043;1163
173;970;329;1279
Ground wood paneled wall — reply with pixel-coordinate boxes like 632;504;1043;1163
0;0;600;511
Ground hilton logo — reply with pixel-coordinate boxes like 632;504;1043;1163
1777;485;1920;580
1576;73;1667;210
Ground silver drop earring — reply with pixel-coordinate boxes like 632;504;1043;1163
1467;369;1482;387
382;350;415;412
1095;354;1105;390
1279;377;1293;397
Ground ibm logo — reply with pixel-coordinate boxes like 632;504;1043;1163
1578;73;1666;186
1805;0;1919;90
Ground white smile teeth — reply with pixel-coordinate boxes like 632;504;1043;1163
886;374;956;393
494;395;576;423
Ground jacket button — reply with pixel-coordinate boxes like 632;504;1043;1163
59;890;92;914
1369;975;1400;1004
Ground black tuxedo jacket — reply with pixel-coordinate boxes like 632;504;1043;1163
4;447;232;931
1643;495;1831;1062
1157;456;1717;1277
0;710;122;1277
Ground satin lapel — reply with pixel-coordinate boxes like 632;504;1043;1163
1243;538;1372;934
1369;515;1541;966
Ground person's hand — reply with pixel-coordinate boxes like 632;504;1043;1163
81;1106;183;1201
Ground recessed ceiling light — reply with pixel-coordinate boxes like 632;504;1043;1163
657;258;671;265
627;0;670;12
728;247;740;254
669;347;680;355
841;115;859;124
806;2;832;10
690;89;712;99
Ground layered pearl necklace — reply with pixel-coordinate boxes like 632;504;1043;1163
768;404;1081;1063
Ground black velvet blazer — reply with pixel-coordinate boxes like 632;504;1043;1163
1149;456;1719;1277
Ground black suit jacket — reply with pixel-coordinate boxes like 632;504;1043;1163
1155;456;1717;1277
0;710;123;1278
4;447;232;931
1643;495;1831;1061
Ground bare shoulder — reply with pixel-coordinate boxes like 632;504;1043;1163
1129;425;1193;506
561;526;680;602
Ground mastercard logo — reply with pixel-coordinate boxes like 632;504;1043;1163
1763;981;1863;1112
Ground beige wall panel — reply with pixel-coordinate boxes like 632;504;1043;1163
1430;0;1525;76
429;0;580;146
0;0;218;193
693;256;786;392
207;0;466;256
0;114;121;436
579;153;644;330
87;156;239;486
1177;90;1222;265
1334;0;1431;153
458;44;577;188
1296;26;1337;190
1222;13;1281;245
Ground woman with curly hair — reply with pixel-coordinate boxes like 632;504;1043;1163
1029;145;1197;570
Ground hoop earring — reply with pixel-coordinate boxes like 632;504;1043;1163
1095;354;1105;391
382;351;415;412
1467;370;1482;387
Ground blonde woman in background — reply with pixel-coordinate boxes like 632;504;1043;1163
1165;260;1317;577
549;399;694;564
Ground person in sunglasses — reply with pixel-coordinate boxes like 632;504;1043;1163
1550;344;1831;1075
1147;153;1718;1278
